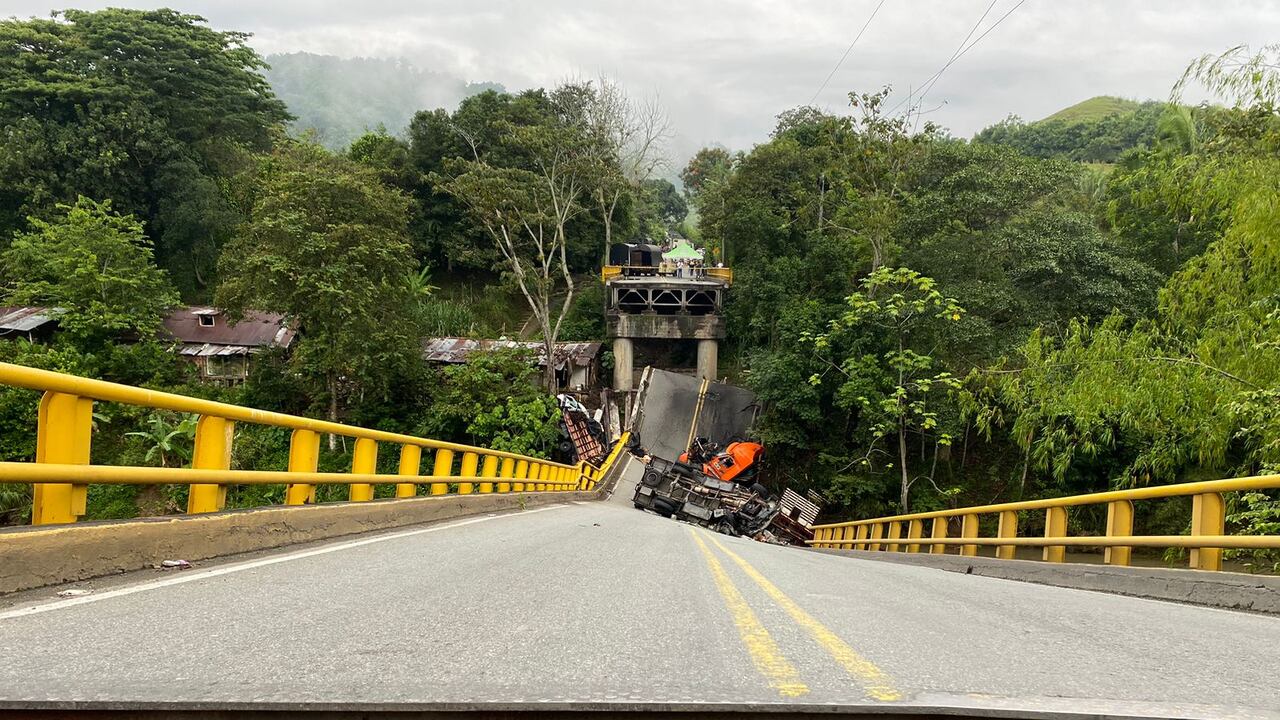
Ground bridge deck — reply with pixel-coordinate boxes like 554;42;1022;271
0;459;1276;717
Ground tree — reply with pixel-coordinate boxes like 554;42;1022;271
1;197;179;346
439;88;603;390
808;268;964;512
0;9;290;292
582;77;671;259
424;348;561;456
216;141;421;444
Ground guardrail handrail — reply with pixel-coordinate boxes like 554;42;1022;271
0;362;627;526
809;474;1280;572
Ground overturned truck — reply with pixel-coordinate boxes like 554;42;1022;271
632;455;778;537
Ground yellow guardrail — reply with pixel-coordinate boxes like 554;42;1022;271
706;267;733;284
0;362;622;525
809;476;1280;571
600;265;733;286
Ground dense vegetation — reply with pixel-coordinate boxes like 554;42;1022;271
0;10;672;523
1;8;1277;568
687;48;1280;568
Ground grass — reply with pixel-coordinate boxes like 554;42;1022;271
1039;96;1142;124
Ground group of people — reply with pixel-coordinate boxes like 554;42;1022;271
660;258;708;278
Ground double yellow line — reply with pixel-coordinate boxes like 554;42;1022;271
689;529;902;702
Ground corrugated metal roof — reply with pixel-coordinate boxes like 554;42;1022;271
162;306;295;349
0;306;60;333
176;343;255;357
422;337;602;371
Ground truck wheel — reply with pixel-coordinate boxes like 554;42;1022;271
634;502;646;510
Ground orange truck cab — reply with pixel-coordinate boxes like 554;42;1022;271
680;441;764;483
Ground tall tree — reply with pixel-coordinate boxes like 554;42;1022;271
1;197;179;347
0;8;290;293
809;268;964;512
583;77;671;259
438;87;605;390
216;141;420;443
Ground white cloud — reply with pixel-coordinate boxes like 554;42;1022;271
7;0;1279;164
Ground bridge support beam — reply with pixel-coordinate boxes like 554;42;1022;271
696;339;718;382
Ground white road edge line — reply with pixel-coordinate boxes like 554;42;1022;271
0;504;569;621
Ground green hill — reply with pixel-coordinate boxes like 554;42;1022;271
1039;96;1142;124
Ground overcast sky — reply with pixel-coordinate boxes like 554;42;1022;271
7;1;1278;164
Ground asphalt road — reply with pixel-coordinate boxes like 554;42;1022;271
1;458;1278;718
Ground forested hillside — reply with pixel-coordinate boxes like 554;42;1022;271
974;95;1165;162
0;8;1277;565
262;52;503;150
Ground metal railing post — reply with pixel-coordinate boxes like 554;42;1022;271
1104;500;1134;566
887;521;903;552
906;519;924;553
869;522;884;551
514;460;528;492
479;455;498;493
396;445;420;498
996;510;1018;560
1191;493;1225;571
498;458;515;493
284;429;320;505
431;449;453;495
348;438;377;502
960;514;980;557
930;517;948;554
458;451;478;495
32;391;93;524
188;416;233;514
1043;506;1068;563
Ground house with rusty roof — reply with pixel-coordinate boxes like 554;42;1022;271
0;305;294;383
422;337;603;394
162;307;296;383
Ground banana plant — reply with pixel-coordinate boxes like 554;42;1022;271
126;412;198;468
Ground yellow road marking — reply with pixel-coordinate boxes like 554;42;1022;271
705;532;902;702
688;529;809;698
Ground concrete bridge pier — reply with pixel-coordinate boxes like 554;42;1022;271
612;337;634;391
697;339;718;382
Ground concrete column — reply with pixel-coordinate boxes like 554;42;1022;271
697;339;718;382
612;337;634;391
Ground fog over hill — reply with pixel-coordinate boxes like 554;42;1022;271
263;52;503;148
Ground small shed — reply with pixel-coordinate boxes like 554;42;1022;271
422;337;603;393
0;307;60;341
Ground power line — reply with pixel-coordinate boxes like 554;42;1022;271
887;0;1028;117
914;0;999;105
809;0;888;106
